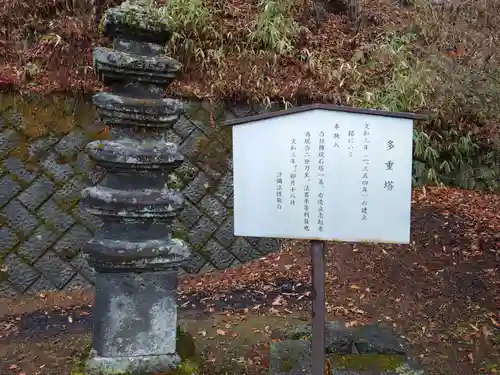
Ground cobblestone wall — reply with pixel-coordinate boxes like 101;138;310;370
0;95;282;297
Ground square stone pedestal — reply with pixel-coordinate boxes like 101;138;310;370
86;271;181;375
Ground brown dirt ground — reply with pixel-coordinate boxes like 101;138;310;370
1;186;500;375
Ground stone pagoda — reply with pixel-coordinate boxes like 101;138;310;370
81;1;191;374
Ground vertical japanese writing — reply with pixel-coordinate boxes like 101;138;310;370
347;129;355;158
317;131;325;232
361;123;370;220
304;131;311;231
289;138;297;206
333;123;340;148
276;171;283;210
384;139;395;191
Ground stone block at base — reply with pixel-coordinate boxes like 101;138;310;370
270;322;425;375
85;352;180;375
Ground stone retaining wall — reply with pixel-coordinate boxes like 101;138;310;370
0;96;282;296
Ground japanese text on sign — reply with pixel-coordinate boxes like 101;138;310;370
232;108;414;244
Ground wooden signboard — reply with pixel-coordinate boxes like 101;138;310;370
226;104;425;375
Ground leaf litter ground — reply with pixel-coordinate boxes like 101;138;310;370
1;187;499;375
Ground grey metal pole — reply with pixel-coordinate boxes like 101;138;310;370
310;240;326;375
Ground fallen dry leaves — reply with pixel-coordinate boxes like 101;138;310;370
0;0;415;103
1;186;499;375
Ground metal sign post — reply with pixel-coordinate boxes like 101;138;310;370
310;240;326;375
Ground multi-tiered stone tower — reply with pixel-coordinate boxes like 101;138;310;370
81;1;191;374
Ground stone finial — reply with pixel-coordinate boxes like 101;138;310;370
99;0;172;44
81;1;191;374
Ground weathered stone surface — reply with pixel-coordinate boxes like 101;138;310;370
182;251;207;273
0;226;19;257
180;129;206;158
35;250;76;289
173;115;196;139
18;175;54;210
81;4;197;372
0;281;18;298
17;225;59;264
101;1;172;44
94;92;184;128
0;129;22;158
86;272;181;374
176;159;199;182
3;253;40;292
54;128;88;158
72;204;104;232
27;134;59;158
274;322;406;355
353;324;406;355
70;251;96;283
214;218;235;247
202;239;235;269
0;175;22;208
231;237;260;263
183;172;211;204
257;238;283;256
270;338;421;375
270;340;312;375
214;171;233;202
64;273;93;291
93;47;182;86
2;199;39;236
38;199;75;233
25;276;57;296
178;199;202;227
188;216;217;245
199;195;228;224
40;151;75;183
53;176;86;206
0;98;284;296
270;323;423;375
53;224;92;260
4;157;38;184
225;193;234;208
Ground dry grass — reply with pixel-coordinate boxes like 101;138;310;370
0;0;497;110
1;0;500;188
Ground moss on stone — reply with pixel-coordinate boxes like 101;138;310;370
18;253;32;265
176;167;197;181
169;359;200;375
102;0;171;38
167;173;184;190
172;228;188;242
0;93;79;139
7;173;29;189
70;341;92;375
176;325;197;360
279;357;297;372
15;231;27;244
70;326;200;375
328;353;405;372
0;93;96;173
55;196;81;211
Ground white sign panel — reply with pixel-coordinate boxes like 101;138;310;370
231;108;414;244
